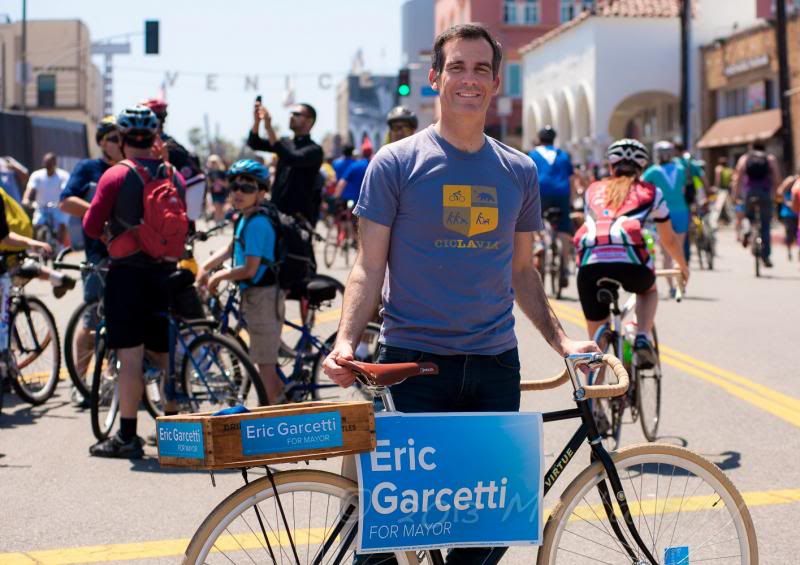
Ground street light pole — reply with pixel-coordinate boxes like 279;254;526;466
776;0;794;173
680;0;691;149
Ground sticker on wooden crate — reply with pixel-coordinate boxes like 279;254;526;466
240;411;344;456
157;421;204;459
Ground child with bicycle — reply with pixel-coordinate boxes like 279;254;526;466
196;159;284;405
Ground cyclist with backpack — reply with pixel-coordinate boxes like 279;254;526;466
197;159;285;405
83;105;189;458
733;141;781;267
575;139;689;361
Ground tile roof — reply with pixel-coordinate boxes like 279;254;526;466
520;0;681;55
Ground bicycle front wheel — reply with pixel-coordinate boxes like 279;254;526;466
10;296;61;405
537;443;758;564
183;470;362;564
64;300;100;397
180;333;266;411
90;338;120;441
636;327;662;442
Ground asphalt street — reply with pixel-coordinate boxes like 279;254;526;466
0;224;798;564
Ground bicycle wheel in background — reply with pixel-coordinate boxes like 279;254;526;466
588;327;623;451
90;337;120;441
10;296;60;405
537;444;758;564
312;322;381;401
180;332;266;412
753;235;762;278
636;326;661;442
548;241;562;298
64;300;99;398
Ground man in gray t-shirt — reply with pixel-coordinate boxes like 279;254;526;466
324;22;598;565
323;24;597;403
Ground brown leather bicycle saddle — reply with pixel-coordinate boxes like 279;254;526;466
336;359;439;387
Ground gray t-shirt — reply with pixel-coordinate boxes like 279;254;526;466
354;126;543;355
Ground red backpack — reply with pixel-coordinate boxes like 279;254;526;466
108;159;189;261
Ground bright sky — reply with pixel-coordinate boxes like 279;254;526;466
6;0;407;151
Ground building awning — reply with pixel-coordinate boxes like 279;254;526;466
696;109;781;149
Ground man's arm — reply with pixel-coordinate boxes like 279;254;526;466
269;139;323;168
82;167;124;239
732;155;747;201
323;218;390;386
22;174;36;205
512;231;598;356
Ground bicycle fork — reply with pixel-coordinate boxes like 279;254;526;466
567;356;658;565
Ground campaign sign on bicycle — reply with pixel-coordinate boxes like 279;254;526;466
356;412;543;552
239;411;343;456
157;422;204;459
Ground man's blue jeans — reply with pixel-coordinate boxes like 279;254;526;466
355;344;522;565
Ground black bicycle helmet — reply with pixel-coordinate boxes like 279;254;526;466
95;115;118;144
538;125;556;144
386;106;418;129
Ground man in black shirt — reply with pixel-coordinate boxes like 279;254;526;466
248;102;323;224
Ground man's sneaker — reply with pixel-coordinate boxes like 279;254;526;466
53;275;76;299
763;257;774;268
633;334;657;368
89;432;144;459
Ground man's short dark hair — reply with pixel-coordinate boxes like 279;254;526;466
300;103;317;126
431;24;503;79
342;144;355;157
752;141;766;151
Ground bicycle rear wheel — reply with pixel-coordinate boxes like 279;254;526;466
753;236;761;278
537;443;758;564
323;224;338;268
90;337;120;441
180;333;266;411
10;296;61;405
64;300;99;398
636;327;662;442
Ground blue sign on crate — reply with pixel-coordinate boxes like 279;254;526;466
240;411;343;456
421;85;439;97
357;412;543;552
665;546;690;565
157;421;204;459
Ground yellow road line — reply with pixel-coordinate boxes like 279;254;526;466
548;301;800;428
2;488;797;564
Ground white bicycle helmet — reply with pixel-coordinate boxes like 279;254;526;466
606;138;650;169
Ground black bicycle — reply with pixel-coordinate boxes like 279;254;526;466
182;353;758;564
536;207;567;299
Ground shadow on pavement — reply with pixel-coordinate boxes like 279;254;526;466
129;456;240;477
0;398;75;429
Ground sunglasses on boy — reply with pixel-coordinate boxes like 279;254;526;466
229;177;262;194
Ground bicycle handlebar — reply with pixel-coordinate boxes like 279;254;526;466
520;354;629;399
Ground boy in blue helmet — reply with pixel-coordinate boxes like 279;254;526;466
197;159;284;404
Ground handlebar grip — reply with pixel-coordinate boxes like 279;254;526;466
52;262;83;271
580;354;629;399
520;370;569;392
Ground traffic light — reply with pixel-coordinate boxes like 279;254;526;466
145;20;159;55
397;68;411;97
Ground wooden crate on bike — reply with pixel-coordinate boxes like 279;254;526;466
156;401;376;470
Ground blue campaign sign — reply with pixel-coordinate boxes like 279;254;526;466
157;421;204;459
240;411;343;456
357;413;543;552
421;85;439;97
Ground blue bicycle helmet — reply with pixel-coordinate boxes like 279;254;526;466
117;105;159;135
228;159;269;186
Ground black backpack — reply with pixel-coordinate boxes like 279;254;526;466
745;151;770;181
235;204;316;292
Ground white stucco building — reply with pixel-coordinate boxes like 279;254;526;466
520;0;760;163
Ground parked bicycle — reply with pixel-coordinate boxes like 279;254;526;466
180;353;757;564
0;252;61;412
89;269;264;440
